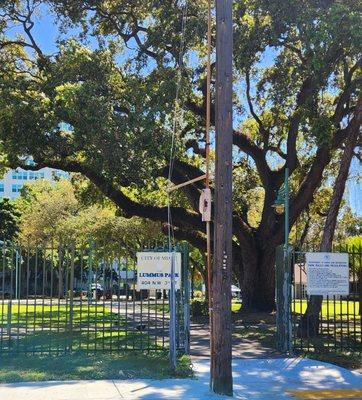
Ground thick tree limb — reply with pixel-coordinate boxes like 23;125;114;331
286;44;344;172
285;98;362;244
233;130;272;186
245;69;269;148
18;159;205;232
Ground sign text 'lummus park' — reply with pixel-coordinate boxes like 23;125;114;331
136;252;181;290
306;252;349;296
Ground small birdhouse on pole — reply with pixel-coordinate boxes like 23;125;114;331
199;188;212;222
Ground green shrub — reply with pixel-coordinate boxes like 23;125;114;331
193;290;204;299
190;299;209;317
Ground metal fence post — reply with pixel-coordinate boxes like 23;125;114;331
182;242;190;354
169;251;177;372
6;300;12;338
87;242;94;304
69;244;75;351
7;247;13;341
276;245;293;354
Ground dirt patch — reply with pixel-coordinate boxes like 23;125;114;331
190;312;281;359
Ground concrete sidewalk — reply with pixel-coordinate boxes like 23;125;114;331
0;358;361;400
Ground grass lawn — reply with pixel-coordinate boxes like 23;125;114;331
231;301;242;313
148;303;170;313
0;303;120;326
292;300;360;318
306;352;362;371
149;299;242;314
0;352;193;383
0;303;193;383
232;311;361;371
0;303;163;353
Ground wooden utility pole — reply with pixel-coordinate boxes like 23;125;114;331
211;0;233;396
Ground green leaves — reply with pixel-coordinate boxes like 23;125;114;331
16;179;163;249
310;114;335;147
0;0;360;251
0;199;20;240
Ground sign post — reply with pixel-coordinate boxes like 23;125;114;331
169;252;177;372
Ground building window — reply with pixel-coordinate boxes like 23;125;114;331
29;171;45;180
12;184;22;193
54;171;69;179
31;172;38;180
12;170;27;180
12;169;45;180
0;183;4;192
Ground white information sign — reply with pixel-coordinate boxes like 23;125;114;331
306;252;349;296
136;252;181;290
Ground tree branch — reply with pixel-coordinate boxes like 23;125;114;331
233;130;273;187
288;97;362;240
286;44;344;172
245;69;269;148
18;159;205;232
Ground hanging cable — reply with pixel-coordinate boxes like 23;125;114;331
166;0;189;372
167;0;189;251
165;0;215;370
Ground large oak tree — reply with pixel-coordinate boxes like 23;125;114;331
0;0;361;311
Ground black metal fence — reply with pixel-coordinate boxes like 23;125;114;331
0;241;190;355
291;244;361;355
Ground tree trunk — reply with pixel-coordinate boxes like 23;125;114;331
235;244;276;312
298;126;359;338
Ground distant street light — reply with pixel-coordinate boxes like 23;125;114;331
273;168;289;248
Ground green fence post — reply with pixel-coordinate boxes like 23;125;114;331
169;249;177;372
275;245;293;354
7;247;14;343
87;242;94;304
68;244;75;351
182;242;190;354
6;300;11;338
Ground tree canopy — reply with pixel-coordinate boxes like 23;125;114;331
0;0;361;310
16;179;163;253
0;198;20;240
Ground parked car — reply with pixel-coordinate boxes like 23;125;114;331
90;283;112;300
231;285;242;300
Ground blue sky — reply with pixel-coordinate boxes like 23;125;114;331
5;5;361;216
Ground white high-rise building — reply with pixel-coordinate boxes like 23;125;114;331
0;161;69;200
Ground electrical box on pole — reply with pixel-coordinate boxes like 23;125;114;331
211;0;233;396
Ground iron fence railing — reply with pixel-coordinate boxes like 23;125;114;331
0;241;190;355
291;244;361;355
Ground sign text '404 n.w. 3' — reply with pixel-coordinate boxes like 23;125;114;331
136;252;182;290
